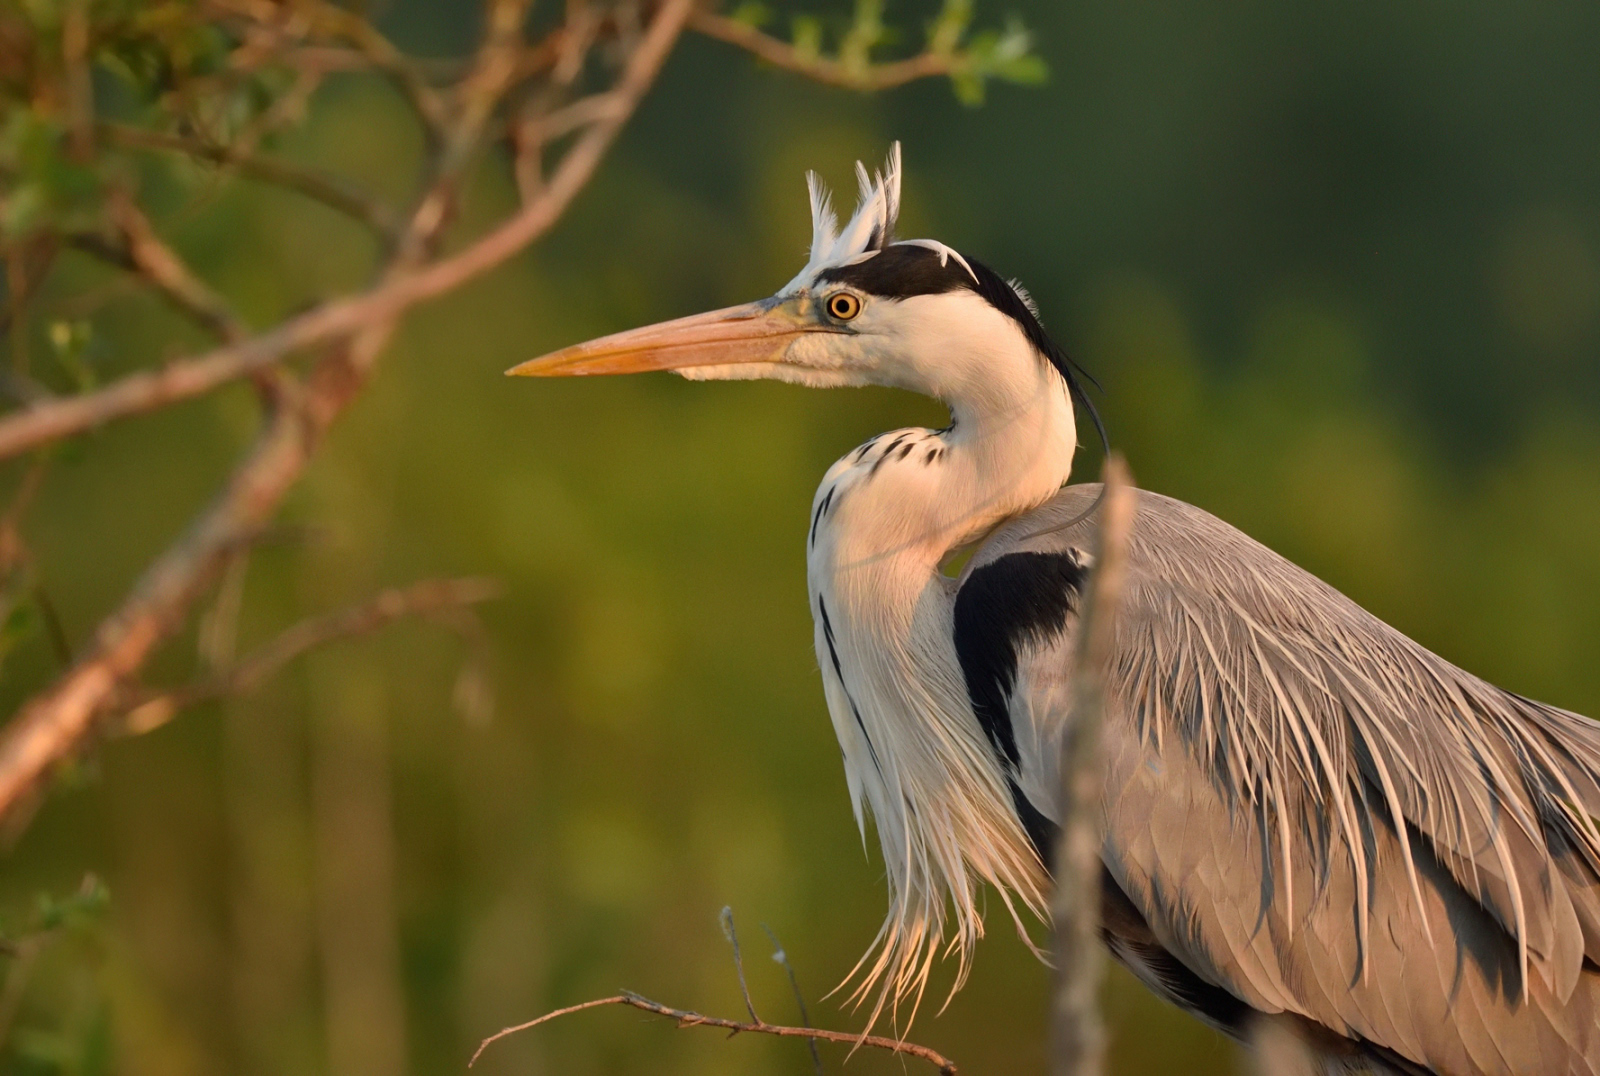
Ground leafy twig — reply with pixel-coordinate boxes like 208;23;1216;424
689;10;955;92
689;1;1046;103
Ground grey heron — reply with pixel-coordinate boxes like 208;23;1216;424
510;145;1600;1075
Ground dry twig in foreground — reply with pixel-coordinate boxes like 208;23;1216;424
1050;454;1138;1076
471;909;958;1074
469;992;959;1075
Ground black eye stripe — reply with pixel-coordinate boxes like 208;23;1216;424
816;245;971;301
813;243;1104;442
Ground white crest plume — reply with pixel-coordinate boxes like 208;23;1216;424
784;143;903;293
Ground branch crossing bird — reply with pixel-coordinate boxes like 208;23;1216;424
511;145;1600;1076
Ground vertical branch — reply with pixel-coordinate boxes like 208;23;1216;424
1051;454;1137;1076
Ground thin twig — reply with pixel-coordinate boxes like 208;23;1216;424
117;577;500;736
1050;454;1137;1076
0;0;693;464
468;992;959;1074
31;585;72;669
762;922;824;1076
65;194;247;343
100;124;400;239
720;907;761;1024
688;11;957;91
211;0;450;133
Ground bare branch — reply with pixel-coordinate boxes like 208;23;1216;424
118;577;500;736
114;195;246;341
469;992;959;1075
688;11;956;92
1050;454;1137;1076
0;0;693;464
100;124;401;239
0;0;694;824
509;5;602;203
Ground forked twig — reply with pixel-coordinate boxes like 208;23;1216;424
472;909;957;1073
469;992;957;1074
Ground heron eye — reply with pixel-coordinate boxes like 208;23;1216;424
826;292;862;321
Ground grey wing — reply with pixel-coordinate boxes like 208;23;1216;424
969;484;1600;1076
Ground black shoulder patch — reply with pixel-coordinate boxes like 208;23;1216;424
1009;779;1060;870
952;551;1087;770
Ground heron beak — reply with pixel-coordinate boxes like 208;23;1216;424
507;301;814;377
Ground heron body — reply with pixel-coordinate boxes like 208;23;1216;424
512;146;1600;1075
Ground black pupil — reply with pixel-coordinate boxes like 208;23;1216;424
832;296;852;316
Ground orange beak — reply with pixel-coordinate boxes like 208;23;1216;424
507;301;818;377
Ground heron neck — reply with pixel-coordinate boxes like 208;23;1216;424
938;362;1078;551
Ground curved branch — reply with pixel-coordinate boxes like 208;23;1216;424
688;11;956;91
118;576;500;735
469;992;959;1075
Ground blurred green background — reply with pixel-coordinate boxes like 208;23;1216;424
4;1;1600;1074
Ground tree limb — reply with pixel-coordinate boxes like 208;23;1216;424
0;0;695;825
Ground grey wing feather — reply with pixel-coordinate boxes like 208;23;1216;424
974;484;1600;1076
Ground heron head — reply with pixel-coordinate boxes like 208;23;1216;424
509;144;1090;413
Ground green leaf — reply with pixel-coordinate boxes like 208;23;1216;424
0;110;105;239
33;875;109;932
950;70;985;107
927;0;973;56
840;0;887;74
790;15;822;63
728;2;771;29
48;319;96;392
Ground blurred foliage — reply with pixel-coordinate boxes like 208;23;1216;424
0;1;1595;1076
0;875;111;1076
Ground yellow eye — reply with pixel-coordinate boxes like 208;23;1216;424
826;292;862;321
